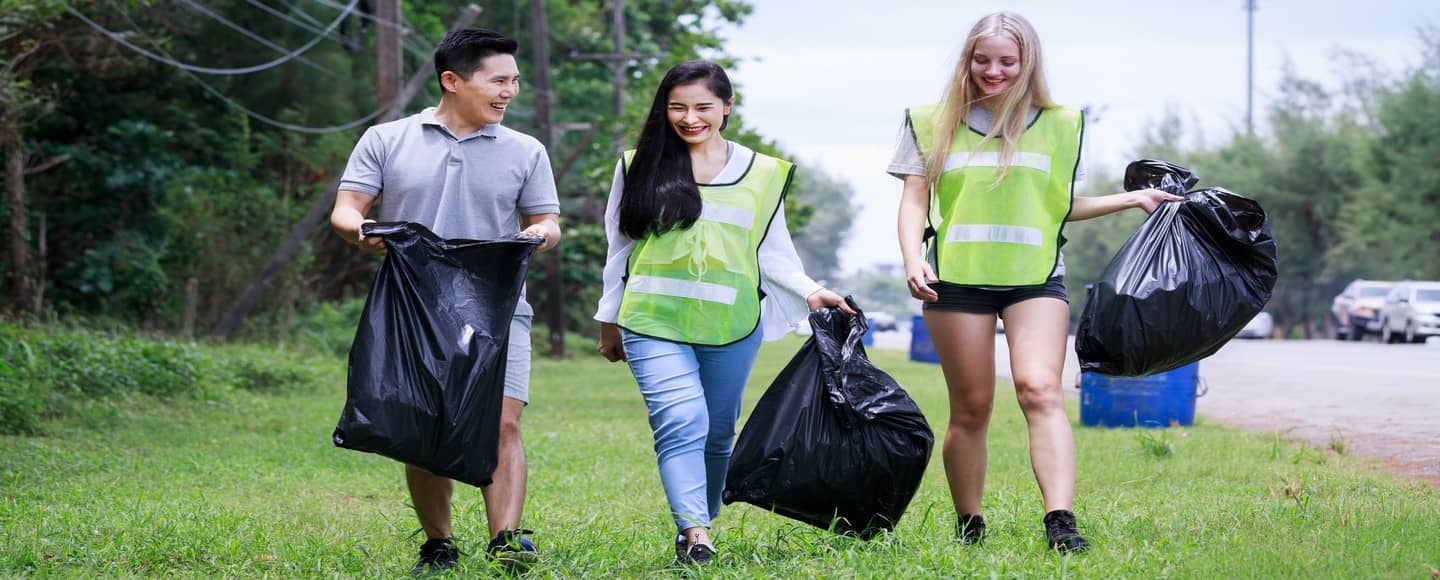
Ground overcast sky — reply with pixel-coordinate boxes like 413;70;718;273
714;0;1436;274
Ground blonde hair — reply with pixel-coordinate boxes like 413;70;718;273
925;12;1056;189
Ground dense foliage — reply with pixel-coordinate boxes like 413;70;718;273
1;0;853;342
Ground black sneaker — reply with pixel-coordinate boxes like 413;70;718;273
487;529;539;571
411;538;459;575
673;535;716;566
1043;510;1089;553
956;514;986;545
673;534;688;563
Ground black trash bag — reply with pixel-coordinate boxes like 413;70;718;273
333;222;539;487
1076;160;1278;376
723;298;933;539
1124;159;1199;196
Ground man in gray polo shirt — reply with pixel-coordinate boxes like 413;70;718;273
329;28;560;574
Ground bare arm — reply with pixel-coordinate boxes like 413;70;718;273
1067;188;1184;221
897;175;938;302
520;213;561;252
330;189;385;254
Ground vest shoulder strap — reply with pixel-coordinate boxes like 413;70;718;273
907;104;942;163
621;149;636;176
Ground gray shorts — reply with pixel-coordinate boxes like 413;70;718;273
504;315;533;404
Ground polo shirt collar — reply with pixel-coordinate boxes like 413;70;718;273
419;107;500;141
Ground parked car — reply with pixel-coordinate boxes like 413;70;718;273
869;312;898;332
1331;279;1395;340
1234;311;1274;339
1378;281;1440;343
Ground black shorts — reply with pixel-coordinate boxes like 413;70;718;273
922;277;1068;315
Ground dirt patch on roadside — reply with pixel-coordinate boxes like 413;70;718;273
1200;412;1440;489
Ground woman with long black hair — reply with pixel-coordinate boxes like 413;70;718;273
594;60;850;565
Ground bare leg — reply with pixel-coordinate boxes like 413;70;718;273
1001;298;1075;512
924;309;1000;516
406;465;455;540
480;396;527;537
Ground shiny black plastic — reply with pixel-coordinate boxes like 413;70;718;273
1124;159;1199;195
332;222;539;487
723;298;933;538
1076;160;1278;376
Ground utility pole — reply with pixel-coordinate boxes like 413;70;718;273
530;0;566;358
1245;0;1256;135
610;0;625;150
570;1;662;152
376;0;402;123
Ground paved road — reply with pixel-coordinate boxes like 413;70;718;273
872;327;1440;485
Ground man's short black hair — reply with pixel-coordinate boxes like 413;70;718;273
433;28;518;93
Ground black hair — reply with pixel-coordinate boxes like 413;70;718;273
618;60;734;240
433;28;518;93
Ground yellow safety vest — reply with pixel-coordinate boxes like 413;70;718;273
617;150;793;345
909;104;1083;286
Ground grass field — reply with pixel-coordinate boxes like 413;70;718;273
2;336;1438;577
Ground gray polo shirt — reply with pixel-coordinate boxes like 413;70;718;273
341;107;560;316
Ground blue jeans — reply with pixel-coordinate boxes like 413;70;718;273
621;328;764;534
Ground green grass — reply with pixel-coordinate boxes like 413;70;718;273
2;337;1438;577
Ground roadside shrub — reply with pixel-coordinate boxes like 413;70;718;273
0;322;331;435
40;334;201;398
134;341;203;397
0;329;55;435
208;345;320;394
287;298;365;358
0;363;46;436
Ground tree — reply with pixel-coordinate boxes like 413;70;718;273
1;0;69;315
4;0;854;349
1328;36;1440;283
788;165;854;283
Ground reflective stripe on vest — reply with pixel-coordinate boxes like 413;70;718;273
617;150;793;345
909;104;1083;286
625;275;737;305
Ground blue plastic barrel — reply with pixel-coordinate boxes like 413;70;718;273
909;314;940;364
1079;363;1203;428
861;323;875;346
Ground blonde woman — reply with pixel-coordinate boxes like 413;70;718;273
891;12;1180;552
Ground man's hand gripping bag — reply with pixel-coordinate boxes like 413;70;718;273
333;222;539;487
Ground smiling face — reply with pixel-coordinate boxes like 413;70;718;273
666;82;732;146
442;53;520;127
969;34;1021;98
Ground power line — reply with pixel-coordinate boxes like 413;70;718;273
243;0;359;51
178;0;343;79
264;0;434;60
304;0;439;64
61;0;358;76
106;1;389;134
269;0;335;30
183;70;387;133
308;0;411;34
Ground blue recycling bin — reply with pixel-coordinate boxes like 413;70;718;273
1079;363;1205;428
861;322;875;346
909;314;940;364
